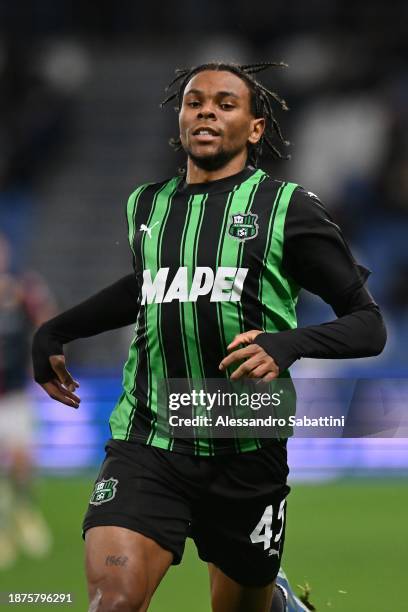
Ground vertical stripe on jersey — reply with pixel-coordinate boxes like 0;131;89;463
258;182;285;331
269;182;300;324
142;177;180;446
193;188;237;455
216;170;266;363
234;173;268;335
259;182;299;333
177;193;207;453
215;170;266;453
126;184;150;266
238;178;283;334
123;184;150;398
109;184;149;439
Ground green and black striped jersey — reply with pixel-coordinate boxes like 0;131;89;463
109;166;302;455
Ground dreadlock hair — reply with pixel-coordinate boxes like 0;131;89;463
161;61;291;169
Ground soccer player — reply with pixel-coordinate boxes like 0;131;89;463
0;234;54;569
32;62;386;611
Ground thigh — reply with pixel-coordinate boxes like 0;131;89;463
85;526;172;611
208;563;275;612
193;444;290;589
82;441;192;566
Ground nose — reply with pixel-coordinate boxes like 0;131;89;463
197;106;216;120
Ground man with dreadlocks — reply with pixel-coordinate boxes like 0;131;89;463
32;62;385;611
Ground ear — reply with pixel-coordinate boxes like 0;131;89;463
248;118;265;145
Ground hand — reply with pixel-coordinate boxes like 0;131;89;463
40;355;81;408
219;330;279;382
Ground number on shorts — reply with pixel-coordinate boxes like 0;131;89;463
274;499;286;543
250;505;273;550
250;500;286;551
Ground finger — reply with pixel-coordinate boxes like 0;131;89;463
44;379;80;401
51;393;80;408
50;357;70;384
219;345;258;370
244;355;266;377
46;382;80;407
227;330;262;350
54;380;81;403
59;374;78;393
251;356;279;380
262;371;279;383
42;381;80;408
49;355;78;392
230;356;261;380
227;333;251;350
248;363;271;379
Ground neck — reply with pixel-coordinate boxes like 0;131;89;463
185;151;248;184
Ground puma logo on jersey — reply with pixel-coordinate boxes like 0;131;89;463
141;267;248;304
140;222;159;238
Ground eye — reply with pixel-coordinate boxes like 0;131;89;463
187;101;200;108
220;103;234;110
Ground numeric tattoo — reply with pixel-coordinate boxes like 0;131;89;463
105;555;129;567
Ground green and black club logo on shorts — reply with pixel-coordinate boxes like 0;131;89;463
90;477;119;505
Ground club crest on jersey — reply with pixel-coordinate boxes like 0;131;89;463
90;478;118;505
228;212;258;241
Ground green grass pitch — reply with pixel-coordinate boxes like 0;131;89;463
1;477;406;611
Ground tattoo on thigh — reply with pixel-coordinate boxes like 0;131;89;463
105;555;129;567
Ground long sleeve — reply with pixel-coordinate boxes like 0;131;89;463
32;273;139;383
255;188;387;371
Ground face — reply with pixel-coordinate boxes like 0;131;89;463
179;70;265;171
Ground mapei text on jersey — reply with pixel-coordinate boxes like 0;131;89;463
141;266;248;304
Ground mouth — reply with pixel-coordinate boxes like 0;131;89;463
191;126;221;142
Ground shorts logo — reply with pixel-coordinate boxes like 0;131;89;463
228;213;258;241
90;478;118;505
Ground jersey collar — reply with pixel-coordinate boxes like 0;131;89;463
178;166;257;196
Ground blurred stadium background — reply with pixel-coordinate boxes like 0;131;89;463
0;0;407;610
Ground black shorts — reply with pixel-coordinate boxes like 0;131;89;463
82;440;290;587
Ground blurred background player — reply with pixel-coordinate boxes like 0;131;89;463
0;233;55;569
